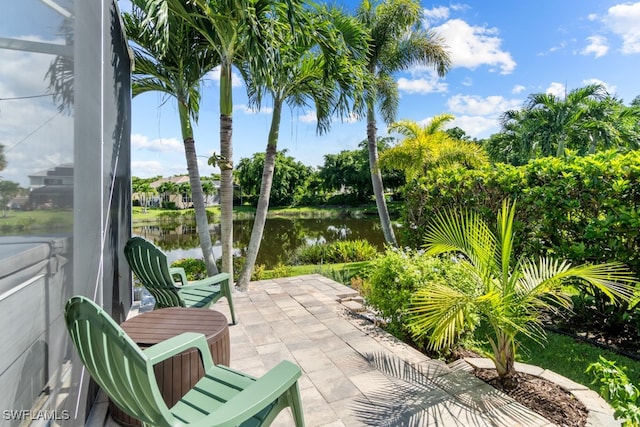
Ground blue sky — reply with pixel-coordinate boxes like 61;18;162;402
127;0;640;179
2;1;638;186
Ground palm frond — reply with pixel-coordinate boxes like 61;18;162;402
424;207;498;280
408;284;475;351
497;199;517;285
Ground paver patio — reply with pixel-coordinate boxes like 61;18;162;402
88;274;616;426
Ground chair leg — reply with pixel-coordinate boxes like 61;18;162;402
224;282;237;325
289;382;305;427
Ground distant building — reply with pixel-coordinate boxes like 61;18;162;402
139;176;221;209
28;164;74;209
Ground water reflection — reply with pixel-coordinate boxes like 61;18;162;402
133;217;388;269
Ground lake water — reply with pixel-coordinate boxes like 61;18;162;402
133;217;393;269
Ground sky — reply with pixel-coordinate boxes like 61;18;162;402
125;0;640;179
1;1;639;186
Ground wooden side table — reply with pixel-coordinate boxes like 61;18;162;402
110;308;230;427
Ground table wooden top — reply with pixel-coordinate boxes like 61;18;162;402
121;307;229;347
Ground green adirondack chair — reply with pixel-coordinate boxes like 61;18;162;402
125;236;236;324
65;296;305;427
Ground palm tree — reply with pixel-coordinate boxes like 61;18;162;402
156;180;176;208
580;96;640;154
355;0;451;246
178;182;191;209
381;115;487;180
140;0;306;280
523;83;608;158
124;4;220;275
201;179;215;206
137;182;155;213
407;199;637;385
235;5;369;290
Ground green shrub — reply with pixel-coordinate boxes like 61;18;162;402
157;210;183;223
402;150;640;333
271;263;293;278
293;243;327;264
587;356;640;426
293;239;378;264
171;258;206;280
251;264;266;281
363;248;476;344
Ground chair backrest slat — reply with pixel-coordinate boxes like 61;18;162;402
125;237;183;308
65;296;173;426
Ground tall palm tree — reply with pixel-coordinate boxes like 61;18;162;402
178;182;191;209
523;83;607;158
201;179;215;205
355;0;451;246
408;200;637;385
580;96;640;154
381;115;487;180
140;0;305;280
235;5;369;290
137;182;155;213
124;4;220;275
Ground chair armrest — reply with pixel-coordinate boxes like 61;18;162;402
169;267;188;285
204;361;302;426
188;272;231;288
144;332;214;371
180;273;231;295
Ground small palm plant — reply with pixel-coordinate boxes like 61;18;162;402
407;199;638;385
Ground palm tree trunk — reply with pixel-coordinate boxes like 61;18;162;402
556;135;566;158
490;330;517;387
367;105;397;246
184;137;219;276
219;61;234;281
236;100;282;290
178;100;219;276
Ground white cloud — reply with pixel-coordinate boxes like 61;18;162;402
602;2;640;54
450;3;469;12
446;94;521;116
512;85;526;94
582;35;609;58
441;94;522;139
131;134;182;152
547;41;568;54
545;82;566;98
340;112;361;124
397;76;448;94
206;66;244;88
423;6;450;25
297;110;317;123
414;113;499;138
131;160;166;178
0;45;74;186
582;78;617;95
433;19;516;74
451;115;500;138
234;104;273;115
461;77;473;87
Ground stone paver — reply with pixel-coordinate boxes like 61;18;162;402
90;274;616;427
222;275;555;426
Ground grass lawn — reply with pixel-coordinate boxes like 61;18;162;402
0;209;73;232
469;327;640;393
515;330;640;392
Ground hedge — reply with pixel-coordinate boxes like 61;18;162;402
401;150;640;275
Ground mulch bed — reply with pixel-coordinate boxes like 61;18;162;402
473;368;588;427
